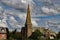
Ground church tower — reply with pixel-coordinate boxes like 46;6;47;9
21;4;32;40
25;4;32;38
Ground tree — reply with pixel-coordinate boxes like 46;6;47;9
8;29;21;40
29;29;43;40
12;29;17;34
56;31;60;40
6;28;9;39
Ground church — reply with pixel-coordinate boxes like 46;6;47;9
21;4;56;40
21;4;32;40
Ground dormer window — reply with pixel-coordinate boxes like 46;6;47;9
1;28;5;32
1;29;5;32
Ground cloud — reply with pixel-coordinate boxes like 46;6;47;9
1;0;27;9
45;17;60;33
41;6;59;15
41;7;50;13
0;8;39;30
1;0;34;9
32;21;38;27
1;0;60;16
0;7;24;29
32;0;60;16
21;0;27;3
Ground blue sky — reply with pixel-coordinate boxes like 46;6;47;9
0;0;60;33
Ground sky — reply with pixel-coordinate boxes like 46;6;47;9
0;0;60;33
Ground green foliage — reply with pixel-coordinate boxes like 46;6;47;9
6;29;60;40
29;29;43;40
55;31;60;40
8;32;21;40
57;31;60;39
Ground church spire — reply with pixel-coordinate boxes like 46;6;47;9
25;4;32;24
25;4;32;37
21;4;32;40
